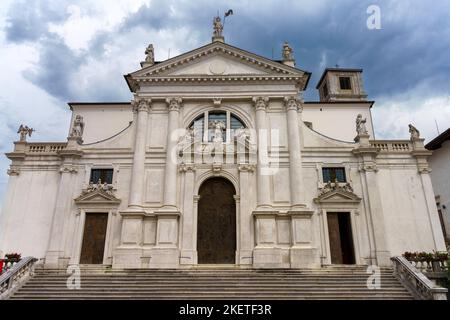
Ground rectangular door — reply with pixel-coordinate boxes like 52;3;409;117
327;212;355;265
80;213;108;264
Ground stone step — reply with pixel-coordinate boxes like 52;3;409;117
14;289;414;297
26;281;401;287
25;280;403;286
11;296;413;300
35;272;396;276
27;277;399;282
10;267;413;300
11;294;413;300
18;284;407;290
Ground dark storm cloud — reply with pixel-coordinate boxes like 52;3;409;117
3;0;450;103
4;0;70;43
23;35;87;101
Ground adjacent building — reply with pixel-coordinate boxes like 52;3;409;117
426;129;450;244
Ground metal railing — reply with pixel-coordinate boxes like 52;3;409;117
391;256;448;300
0;257;38;300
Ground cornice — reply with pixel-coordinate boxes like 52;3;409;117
134;44;306;77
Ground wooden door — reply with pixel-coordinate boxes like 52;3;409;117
198;178;236;264
327;212;355;265
80;213;108;264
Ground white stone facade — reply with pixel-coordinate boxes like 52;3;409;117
0;38;446;269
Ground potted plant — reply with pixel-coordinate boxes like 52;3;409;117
5;253;21;262
432;251;449;272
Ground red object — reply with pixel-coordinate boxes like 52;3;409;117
0;259;4;275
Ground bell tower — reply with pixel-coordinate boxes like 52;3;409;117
316;68;367;101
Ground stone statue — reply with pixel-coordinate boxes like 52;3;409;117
343;182;354;193
235;126;250;141
71;115;85;138
356;114;368;135
213;16;223;38
178;128;195;150
210;120;226;143
282;42;294;61
409;124;420;139
145;44;154;64
319;180;355;196
17;124;34;142
83;178;114;196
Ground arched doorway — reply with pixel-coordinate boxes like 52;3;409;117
197;177;236;264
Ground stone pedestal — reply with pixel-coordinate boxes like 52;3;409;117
180;164;197;265
113;211;144;269
289;210;320;268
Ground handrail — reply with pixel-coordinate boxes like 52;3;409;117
0;257;38;300
391;256;448;300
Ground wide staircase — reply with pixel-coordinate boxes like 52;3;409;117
9;265;414;300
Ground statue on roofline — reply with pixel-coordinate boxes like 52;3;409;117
71;115;85;139
17;125;35;142
408;124;420;139
282;42;294;61
356;114;368;135
213;16;223;38
145;44;154;64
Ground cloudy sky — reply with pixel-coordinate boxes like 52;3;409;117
0;0;450;207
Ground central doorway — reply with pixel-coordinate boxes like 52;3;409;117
197;177;236;264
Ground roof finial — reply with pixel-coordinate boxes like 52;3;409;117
282;41;295;67
140;43;155;68
212;15;224;42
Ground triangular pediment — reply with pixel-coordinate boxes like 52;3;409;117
166;54;269;76
75;189;121;205
126;41;310;91
314;189;361;204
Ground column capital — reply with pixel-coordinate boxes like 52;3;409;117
166;97;183;112
59;164;78;174
252;96;269;111
7;167;20;176
178;163;196;173
238;163;256;173
284;96;303;112
132;98;151;113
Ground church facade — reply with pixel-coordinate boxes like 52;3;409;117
0;26;446;270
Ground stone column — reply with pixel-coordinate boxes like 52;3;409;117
128;99;151;209
113;98;150;269
45;138;83;268
150;97;182;268
353;134;391;266
179;163;196;265
253;97;271;208
284;96;305;208
162;97;182;210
